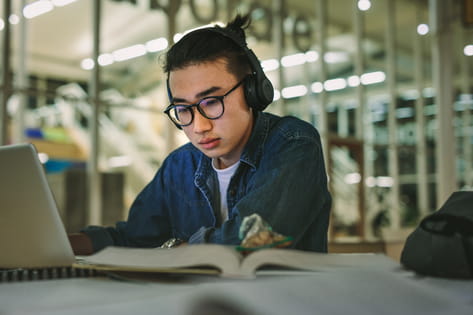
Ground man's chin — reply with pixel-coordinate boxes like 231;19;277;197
199;148;222;160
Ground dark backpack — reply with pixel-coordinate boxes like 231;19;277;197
400;191;473;278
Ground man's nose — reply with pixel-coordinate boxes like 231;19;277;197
192;109;212;132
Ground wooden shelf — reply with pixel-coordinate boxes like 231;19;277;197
29;139;87;161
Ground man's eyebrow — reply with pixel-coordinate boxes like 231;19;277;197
196;86;221;98
172;86;222;103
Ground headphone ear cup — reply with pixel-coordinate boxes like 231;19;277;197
243;74;259;110
258;77;274;110
243;74;274;112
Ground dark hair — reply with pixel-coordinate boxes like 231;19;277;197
163;14;252;80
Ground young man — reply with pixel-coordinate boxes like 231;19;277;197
69;14;331;255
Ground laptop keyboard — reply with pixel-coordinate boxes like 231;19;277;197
0;266;99;283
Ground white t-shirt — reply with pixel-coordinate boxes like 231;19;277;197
212;160;240;223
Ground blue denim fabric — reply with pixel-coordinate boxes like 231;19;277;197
83;112;331;252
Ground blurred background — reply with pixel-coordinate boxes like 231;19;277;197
0;0;472;257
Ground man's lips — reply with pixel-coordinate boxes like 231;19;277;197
199;138;220;150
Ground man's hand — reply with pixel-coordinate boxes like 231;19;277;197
160;238;186;248
68;233;94;255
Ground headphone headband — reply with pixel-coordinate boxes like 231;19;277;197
166;25;274;114
202;27;274;111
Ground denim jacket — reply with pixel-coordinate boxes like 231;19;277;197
83;111;331;252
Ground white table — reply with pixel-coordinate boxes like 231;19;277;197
1;255;472;315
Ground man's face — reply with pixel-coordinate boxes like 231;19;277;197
168;58;253;169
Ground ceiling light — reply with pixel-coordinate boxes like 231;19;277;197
113;44;146;62
9;14;20;24
282;85;308;98
311;82;324;93
305;51;319;62
23;0;54;19
173;33;184;43
98;53;114;66
347;75;360;87
344;173;361;184
81;58;94;70
357;0;371;11
281;53;306;67
417;24;429;35
273;90;281;101
324;78;347;91
360;71;386;85
261;59;279;72
51;0;77;6
464;44;473;56
146;38;168;52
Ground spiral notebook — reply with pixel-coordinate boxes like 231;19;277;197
0;143;89;281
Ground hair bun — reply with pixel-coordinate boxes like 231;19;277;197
222;14;251;44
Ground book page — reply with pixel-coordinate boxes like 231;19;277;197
240;249;399;276
80;244;244;276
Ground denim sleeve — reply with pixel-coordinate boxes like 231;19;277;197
80;224;125;252
81;165;172;252
204;128;331;252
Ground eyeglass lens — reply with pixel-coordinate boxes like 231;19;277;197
171;97;224;125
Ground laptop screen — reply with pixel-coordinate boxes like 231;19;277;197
0;143;75;268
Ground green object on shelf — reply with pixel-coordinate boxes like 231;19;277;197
42;127;72;143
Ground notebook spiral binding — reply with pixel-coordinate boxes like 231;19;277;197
0;266;100;283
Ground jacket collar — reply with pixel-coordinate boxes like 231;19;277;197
239;111;270;170
196;111;270;175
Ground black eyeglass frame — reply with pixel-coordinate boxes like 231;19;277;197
164;78;245;127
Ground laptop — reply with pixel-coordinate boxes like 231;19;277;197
0;143;75;269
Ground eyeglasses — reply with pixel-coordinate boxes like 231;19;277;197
164;79;245;127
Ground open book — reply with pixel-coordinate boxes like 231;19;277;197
75;244;397;279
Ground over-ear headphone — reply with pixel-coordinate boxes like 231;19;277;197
166;26;274;112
